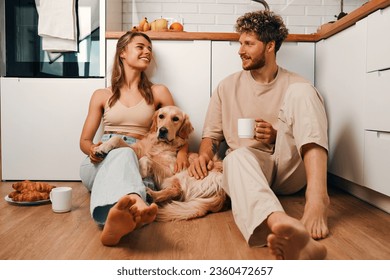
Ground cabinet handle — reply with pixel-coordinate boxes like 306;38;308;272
377;131;390;140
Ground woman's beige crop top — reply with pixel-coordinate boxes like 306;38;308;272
103;99;155;136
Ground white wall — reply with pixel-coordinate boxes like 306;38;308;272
120;0;366;34
106;0;123;30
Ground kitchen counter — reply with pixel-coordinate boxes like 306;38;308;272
106;0;390;42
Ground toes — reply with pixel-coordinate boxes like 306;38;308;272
267;234;286;260
140;203;158;224
116;195;136;210
309;222;329;240
129;205;141;223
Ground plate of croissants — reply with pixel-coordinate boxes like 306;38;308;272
5;180;56;205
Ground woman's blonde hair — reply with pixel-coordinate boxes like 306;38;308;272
109;31;154;108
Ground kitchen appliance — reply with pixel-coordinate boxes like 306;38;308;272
4;0;105;78
0;1;5;76
0;0;106;180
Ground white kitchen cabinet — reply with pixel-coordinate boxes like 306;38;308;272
366;7;390;72
107;39;211;152
364;130;390;197
315;20;367;186
277;42;315;85
211;41;315;92
211;41;241;93
0;77;105;180
365;69;390;132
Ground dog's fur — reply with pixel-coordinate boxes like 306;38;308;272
94;105;227;221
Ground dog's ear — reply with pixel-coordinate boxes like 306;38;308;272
178;114;194;139
150;110;159;132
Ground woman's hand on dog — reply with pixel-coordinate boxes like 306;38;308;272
89;142;104;164
188;154;213;180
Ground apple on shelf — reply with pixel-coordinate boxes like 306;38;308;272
169;22;184;31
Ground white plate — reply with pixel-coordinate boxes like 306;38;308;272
4;195;51;206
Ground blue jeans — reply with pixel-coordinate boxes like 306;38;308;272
79;134;153;226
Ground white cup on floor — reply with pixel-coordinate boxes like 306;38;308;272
238;118;255;138
50;187;72;213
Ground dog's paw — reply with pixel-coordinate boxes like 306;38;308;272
146;187;157;198
94;151;107;159
93;144;109;158
146;188;166;204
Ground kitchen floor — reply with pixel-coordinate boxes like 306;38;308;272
0;180;389;260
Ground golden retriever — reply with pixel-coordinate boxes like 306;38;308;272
94;105;227;221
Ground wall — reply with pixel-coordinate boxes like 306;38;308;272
119;0;367;34
106;0;123;30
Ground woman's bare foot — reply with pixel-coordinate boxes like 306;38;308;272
101;194;158;246
135;202;158;228
301;195;330;239
267;212;327;260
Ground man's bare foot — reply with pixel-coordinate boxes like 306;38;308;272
267;212;327;260
101;195;140;246
301;195;330;239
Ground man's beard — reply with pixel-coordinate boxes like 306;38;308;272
241;48;266;71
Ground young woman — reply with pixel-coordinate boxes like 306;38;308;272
79;31;188;246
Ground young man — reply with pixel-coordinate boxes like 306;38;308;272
188;10;329;260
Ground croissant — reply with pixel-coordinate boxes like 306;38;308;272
8;191;20;200
12;180;56;193
8;181;56;202
9;190;50;202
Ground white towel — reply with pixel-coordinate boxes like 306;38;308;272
79;0;100;40
35;0;77;52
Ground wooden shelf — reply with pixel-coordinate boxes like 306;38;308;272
106;0;390;42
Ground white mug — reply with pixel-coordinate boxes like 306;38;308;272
238;118;255;138
50;187;72;213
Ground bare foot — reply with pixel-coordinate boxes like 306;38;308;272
100;195;140;246
101;194;158;246
135;203;158;228
301;195;330;239
267;212;327;260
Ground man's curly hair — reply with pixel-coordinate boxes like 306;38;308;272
235;10;288;53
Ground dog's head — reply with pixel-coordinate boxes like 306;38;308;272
150;106;194;143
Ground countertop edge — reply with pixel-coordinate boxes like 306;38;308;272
105;31;318;42
106;0;390;42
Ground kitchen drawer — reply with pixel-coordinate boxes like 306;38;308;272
367;7;390;72
365;69;390;132
364;130;390;197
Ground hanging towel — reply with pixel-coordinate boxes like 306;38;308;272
35;0;77;52
79;0;100;41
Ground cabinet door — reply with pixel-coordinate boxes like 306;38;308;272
315;20;367;186
211;41;242;93
211;41;315;92
367;7;390;72
364;131;390;196
107;40;211;151
146;40;211;151
0;77;105;180
277;42;315;84
365;69;390;132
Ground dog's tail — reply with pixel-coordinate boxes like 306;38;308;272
156;193;226;222
156;171;227;222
